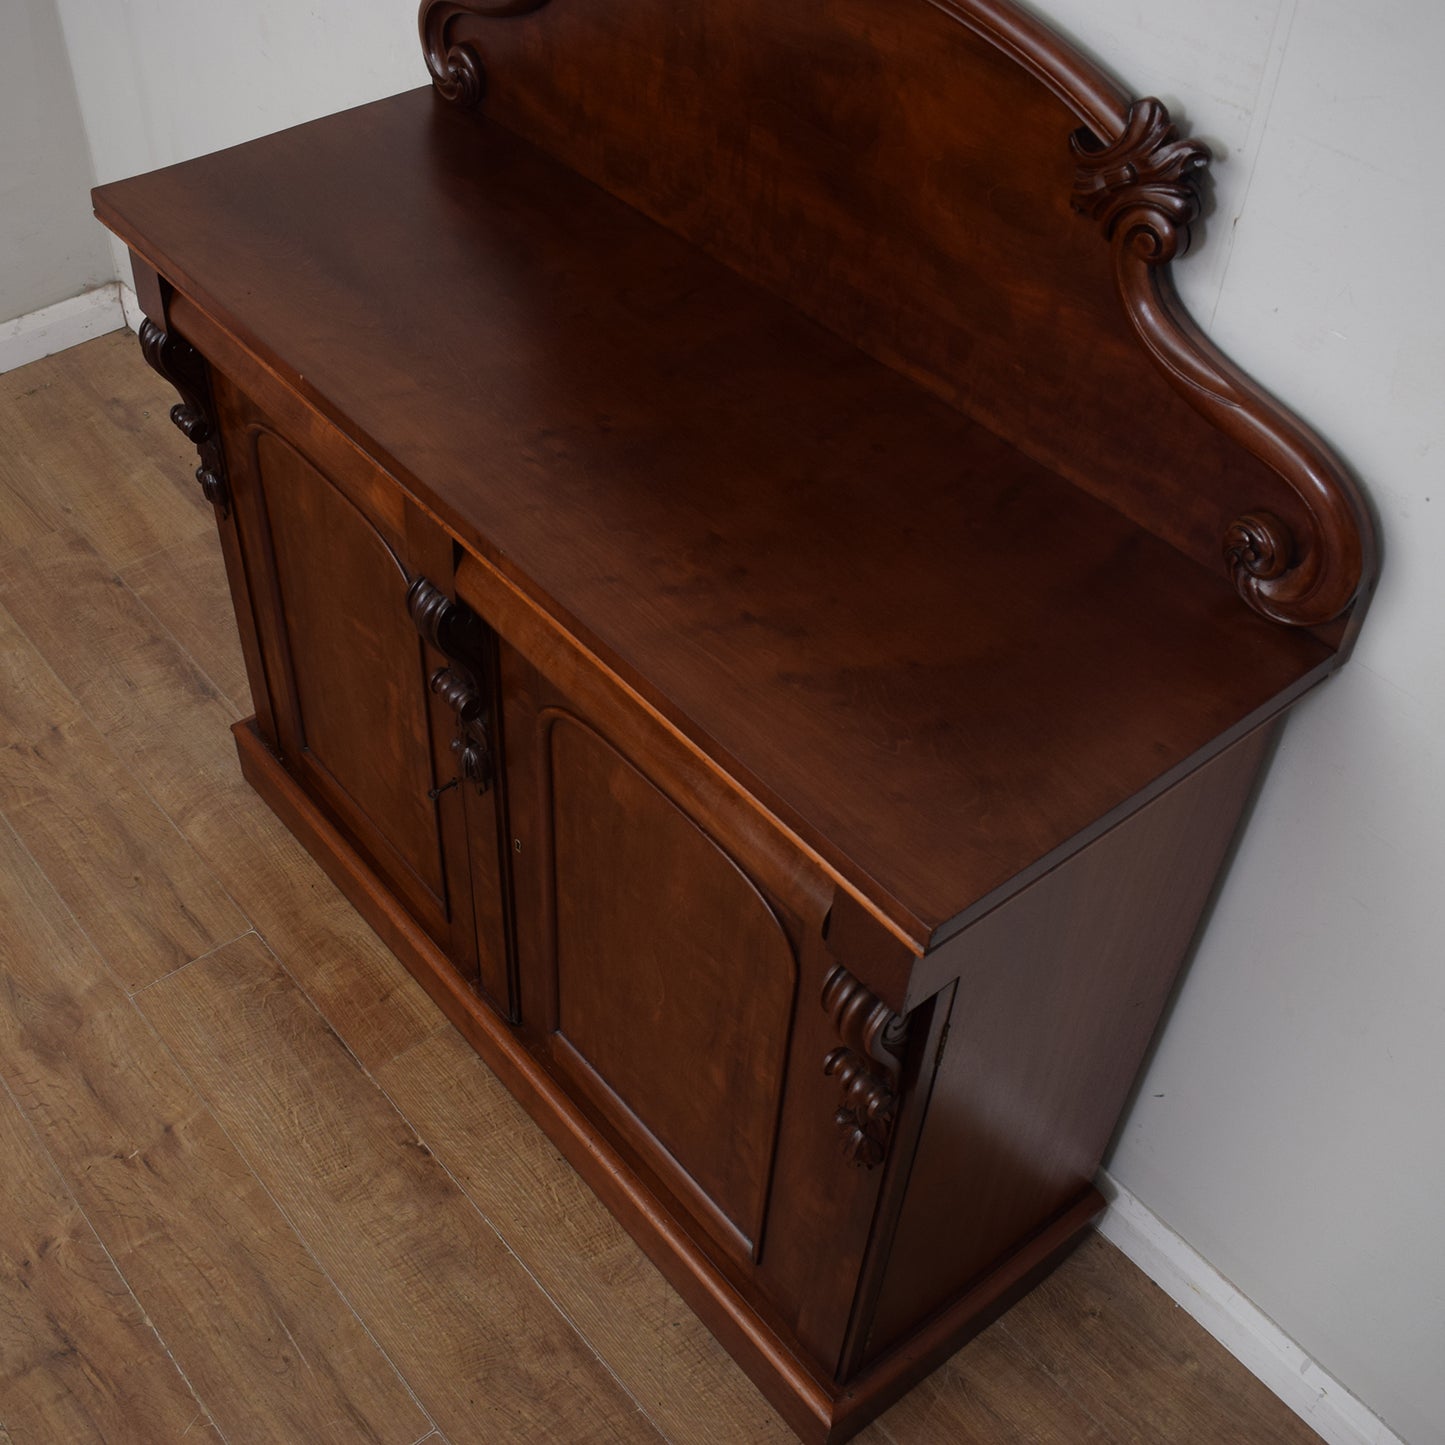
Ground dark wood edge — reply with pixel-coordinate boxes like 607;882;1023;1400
117;278;935;969
1071;106;1377;633
835;982;955;1383
231;717;1104;1444
418;0;549;108
908;677;1330;1004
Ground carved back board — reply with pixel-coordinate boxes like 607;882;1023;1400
421;0;1374;643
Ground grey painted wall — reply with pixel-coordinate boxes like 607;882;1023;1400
0;0;115;324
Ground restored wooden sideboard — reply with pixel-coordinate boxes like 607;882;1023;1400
93;2;1377;1439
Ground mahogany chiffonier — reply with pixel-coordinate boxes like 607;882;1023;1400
92;1;1377;1439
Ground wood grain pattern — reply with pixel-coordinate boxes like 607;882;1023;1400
138;932;667;1445
867;727;1274;1361
996;1233;1326;1445
0;524;438;1069
546;710;798;1260
875;1320;1109;1444
0;1079;204;1443
428;0;1372;637
1;331;1327;1445
0;527;236;815
376;1025;797;1445
0;588;246;991
0;820;430;1445
93;93;1340;955
119;530;250;718
0;329;212;569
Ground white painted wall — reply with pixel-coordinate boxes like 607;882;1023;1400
1030;4;1445;1441
35;1;1445;1440
0;0;113;323
51;0;427;280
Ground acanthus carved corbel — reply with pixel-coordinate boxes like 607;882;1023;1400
137;319;229;517
1069;97;1374;629
1071;96;1210;264
418;0;552;110
407;577;494;791
820;965;908;1170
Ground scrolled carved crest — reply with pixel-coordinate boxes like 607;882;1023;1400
1071;97;1210;264
820;965;907;1170
418;0;552;109
1070;97;1373;628
137;320;229;516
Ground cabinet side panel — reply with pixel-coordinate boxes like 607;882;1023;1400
864;724;1274;1363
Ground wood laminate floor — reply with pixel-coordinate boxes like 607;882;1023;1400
0;332;1323;1444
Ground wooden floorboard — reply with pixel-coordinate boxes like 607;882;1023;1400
138;932;665;1445
375;1026;798;1445
119;530;251;719
0;1075;204;1443
0;823;431;1445
0;596;247;991
0;332;1325;1443
0;524;440;1072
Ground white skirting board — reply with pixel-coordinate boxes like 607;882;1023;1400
118;281;144;334
0;283;133;374
1096;1173;1404;1445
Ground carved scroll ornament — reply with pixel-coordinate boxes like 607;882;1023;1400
1071;98;1374;630
821;965;908;1170
137;320;229;517
407;577;494;791
418;0;551;109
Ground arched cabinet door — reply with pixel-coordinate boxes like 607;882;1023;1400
213;374;506;1001
497;643;909;1369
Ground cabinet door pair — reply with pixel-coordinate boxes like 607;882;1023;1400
214;377;893;1365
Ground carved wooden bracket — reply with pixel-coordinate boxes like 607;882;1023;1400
1070;98;1374;630
137;320;230;517
408;577;494;791
820;965;908;1170
1071;96;1210;265
418;0;551;109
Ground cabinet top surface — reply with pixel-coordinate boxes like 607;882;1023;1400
95;88;1332;950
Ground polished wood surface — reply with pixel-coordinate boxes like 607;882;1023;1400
94;89;1340;952
538;705;798;1260
81;0;1378;1434
427;0;1372;635
0;332;1328;1445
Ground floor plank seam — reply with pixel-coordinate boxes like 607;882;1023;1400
251;932;676;1443
0;1068;227;1444
994;1314;1118;1441
112;549;249;722
130;935;446;1445
129;928;263;998
0;572;254;960
380;1084;675;1443
0;812;435;1445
